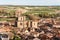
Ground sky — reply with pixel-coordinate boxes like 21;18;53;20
0;0;60;6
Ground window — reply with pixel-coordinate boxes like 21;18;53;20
34;23;35;25
0;23;3;25
4;23;9;26
2;34;8;38
21;18;22;20
20;23;22;25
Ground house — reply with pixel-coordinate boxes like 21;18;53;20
0;21;7;27
53;25;60;28
53;20;60;28
8;20;16;27
33;38;40;40
42;18;52;24
0;32;9;40
0;23;3;27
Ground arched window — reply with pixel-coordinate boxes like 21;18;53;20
20;23;22;25
0;23;3;25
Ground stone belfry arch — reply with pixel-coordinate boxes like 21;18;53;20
15;8;27;17
16;8;27;29
15;8;23;17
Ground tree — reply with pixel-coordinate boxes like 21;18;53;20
12;30;21;40
13;35;21;40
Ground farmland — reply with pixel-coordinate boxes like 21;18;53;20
0;6;60;21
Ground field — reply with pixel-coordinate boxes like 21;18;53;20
0;6;60;21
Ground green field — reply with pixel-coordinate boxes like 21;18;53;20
0;6;60;21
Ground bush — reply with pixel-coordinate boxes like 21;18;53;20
13;35;21;40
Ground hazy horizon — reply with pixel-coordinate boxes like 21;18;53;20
0;0;60;6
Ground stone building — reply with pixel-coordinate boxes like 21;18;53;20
42;18;52;24
16;8;39;29
27;20;38;28
53;20;60;28
18;16;26;21
17;16;39;29
31;21;38;28
17;16;27;29
0;21;8;27
27;20;31;28
15;8;27;29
